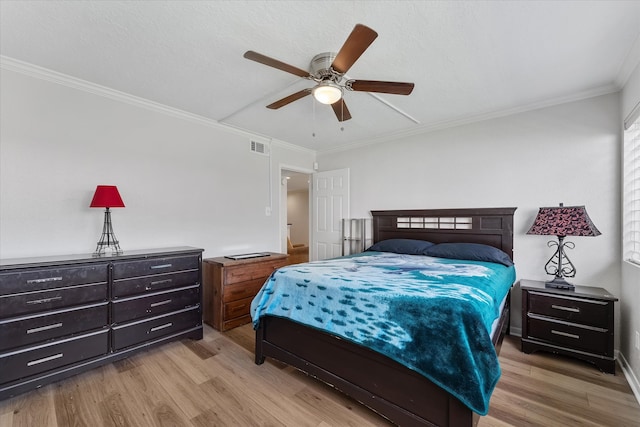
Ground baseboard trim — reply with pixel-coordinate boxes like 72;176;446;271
617;351;640;406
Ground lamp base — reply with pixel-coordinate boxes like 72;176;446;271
93;244;123;257
545;277;575;291
93;208;122;257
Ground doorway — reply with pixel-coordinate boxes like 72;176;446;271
280;167;350;262
281;168;311;263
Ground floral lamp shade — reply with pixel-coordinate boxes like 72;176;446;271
527;205;600;237
527;203;600;290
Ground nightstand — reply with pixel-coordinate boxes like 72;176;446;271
202;253;288;331
520;279;617;374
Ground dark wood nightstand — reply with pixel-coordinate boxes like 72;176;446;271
520;279;617;374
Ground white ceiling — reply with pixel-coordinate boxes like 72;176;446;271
283;171;311;192
1;1;639;152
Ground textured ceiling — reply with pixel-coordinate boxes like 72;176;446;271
1;1;639;152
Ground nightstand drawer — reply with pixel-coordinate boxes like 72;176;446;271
223;278;266;303
527;315;610;356
224;296;252;319
528;291;609;327
223;260;285;285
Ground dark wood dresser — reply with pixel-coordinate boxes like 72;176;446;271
202;253;288;331
521;279;617;374
0;246;203;399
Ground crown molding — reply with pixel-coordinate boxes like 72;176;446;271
319;84;620;155
0;55;316;155
615;33;640;88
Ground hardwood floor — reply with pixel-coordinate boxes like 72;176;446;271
1;324;639;426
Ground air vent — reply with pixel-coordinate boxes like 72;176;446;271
250;140;269;156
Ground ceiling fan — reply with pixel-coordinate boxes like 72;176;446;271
243;24;415;122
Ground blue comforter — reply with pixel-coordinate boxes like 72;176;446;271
250;252;515;415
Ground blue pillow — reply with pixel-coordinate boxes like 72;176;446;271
425;243;513;266
366;239;434;255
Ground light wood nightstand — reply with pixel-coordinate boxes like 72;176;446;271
202;252;288;331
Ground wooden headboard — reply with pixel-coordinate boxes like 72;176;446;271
371;207;517;260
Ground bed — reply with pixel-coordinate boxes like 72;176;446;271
251;207;516;426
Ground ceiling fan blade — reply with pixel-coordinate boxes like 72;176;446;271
331;24;378;74
348;80;415;95
331;99;352;122
266;89;312;109
244;51;310;78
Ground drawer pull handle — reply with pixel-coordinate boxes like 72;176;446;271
551;330;580;339
146;279;172;290
26;296;62;305
26;276;63;284
150;264;173;270
27;353;63;367
149;322;173;333
551;304;580;313
150;299;172;308
27;322;63;334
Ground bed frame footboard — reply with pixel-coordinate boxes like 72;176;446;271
256;316;472;426
255;291;511;427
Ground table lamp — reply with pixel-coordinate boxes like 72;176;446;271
90;185;125;256
526;203;601;290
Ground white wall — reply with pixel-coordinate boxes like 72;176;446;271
318;93;621;340
0;68;315;259
287;189;309;245
621;60;640;395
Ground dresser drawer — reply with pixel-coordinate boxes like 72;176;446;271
112;285;199;324
527;315;610;356
112;270;199;298
0;264;108;296
528;291;610;327
111;306;201;351
1;283;108;318
223;259;285;285
223;277;266;303
224;296;252;320
0;302;108;351
0;329;109;384
112;255;200;280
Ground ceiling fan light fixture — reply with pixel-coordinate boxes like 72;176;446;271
312;82;343;105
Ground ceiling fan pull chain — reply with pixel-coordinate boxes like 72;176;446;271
312;96;316;137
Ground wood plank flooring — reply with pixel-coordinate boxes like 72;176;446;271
1;324;639;426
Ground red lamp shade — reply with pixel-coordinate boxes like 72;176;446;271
90;185;125;208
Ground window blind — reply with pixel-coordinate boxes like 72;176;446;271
624;112;640;265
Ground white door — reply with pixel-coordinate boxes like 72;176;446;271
311;168;350;261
